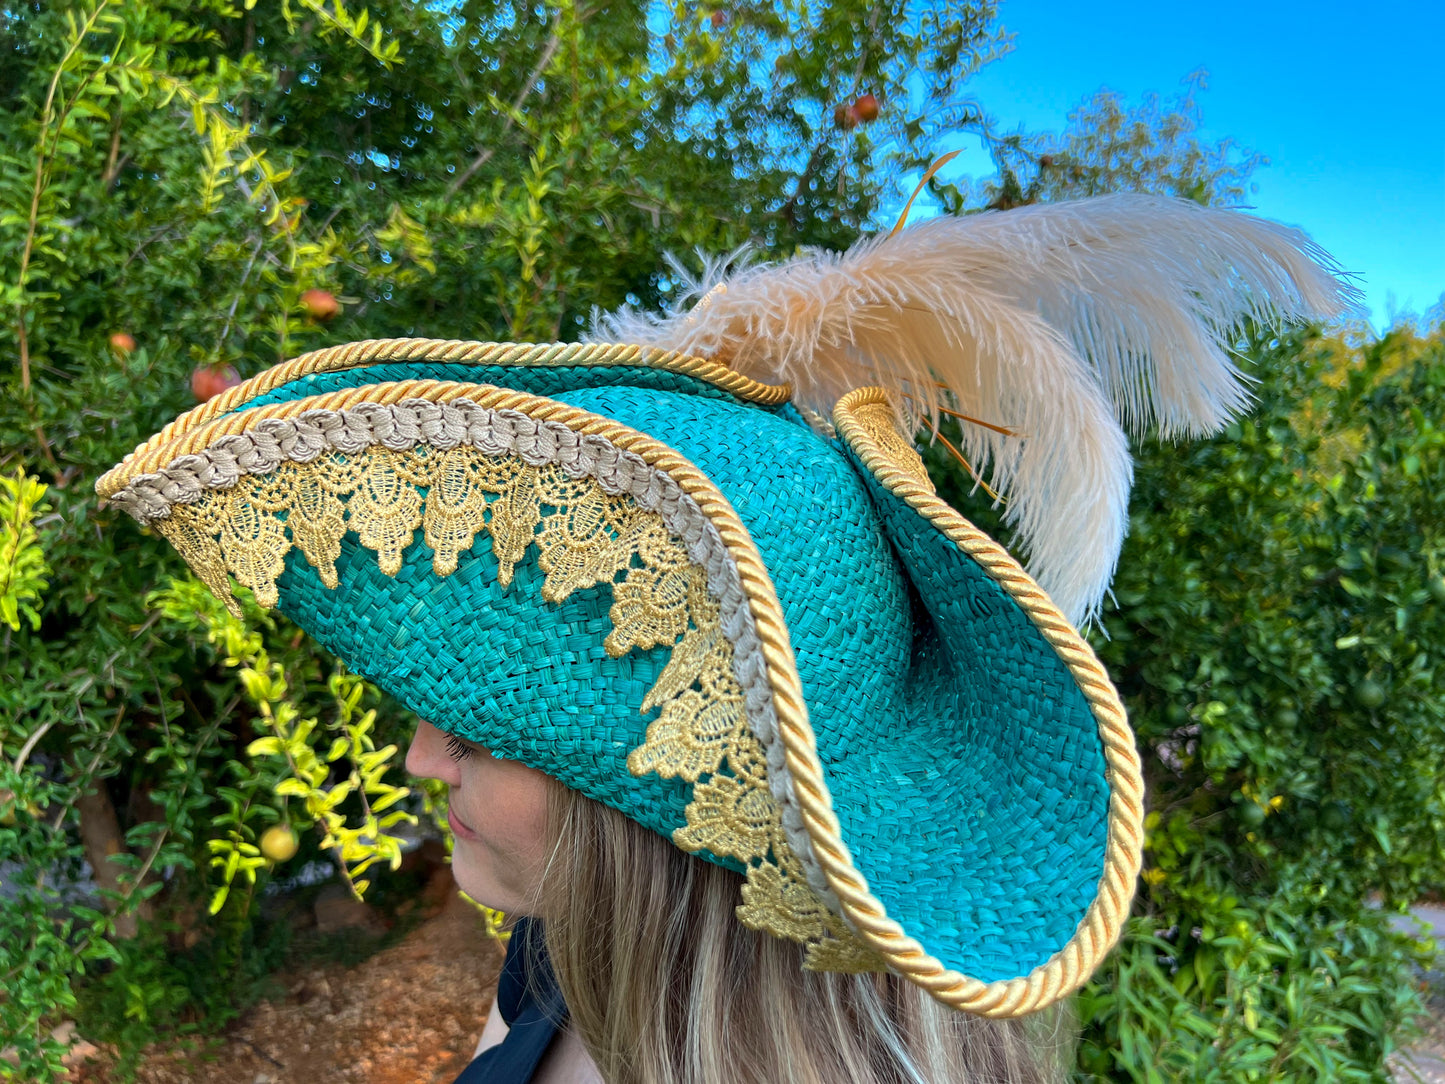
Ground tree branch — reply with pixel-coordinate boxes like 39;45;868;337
779;143;829;229
781;5;880;226
100;106;124;190
16;0;114;392
443;10;563;204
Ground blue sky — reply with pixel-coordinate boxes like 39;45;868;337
932;0;1445;332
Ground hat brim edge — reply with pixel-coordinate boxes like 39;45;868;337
96;373;1141;1018
828;386;1145;1016
102;339;790;486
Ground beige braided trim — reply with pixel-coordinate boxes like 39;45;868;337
111;339;790;475
827;386;1144;1016
95;378;828;899
96;377;1139;1017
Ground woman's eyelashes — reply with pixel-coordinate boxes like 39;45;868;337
445;733;475;762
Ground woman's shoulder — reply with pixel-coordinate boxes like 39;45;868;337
532;1027;603;1084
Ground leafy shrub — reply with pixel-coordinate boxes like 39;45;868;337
1076;326;1445;1081
927;325;1445;1081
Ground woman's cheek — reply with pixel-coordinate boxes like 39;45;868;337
452;758;553;907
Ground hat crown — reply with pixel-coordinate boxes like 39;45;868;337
97;343;1137;1013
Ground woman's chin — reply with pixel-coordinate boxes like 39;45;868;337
449;850;522;914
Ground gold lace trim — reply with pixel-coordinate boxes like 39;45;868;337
155;444;881;972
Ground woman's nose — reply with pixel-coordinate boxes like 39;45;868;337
405;718;461;784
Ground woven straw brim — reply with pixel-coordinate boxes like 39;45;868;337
830;387;1143;1015
96;342;1141;1017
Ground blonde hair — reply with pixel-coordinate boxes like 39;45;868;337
533;783;1072;1084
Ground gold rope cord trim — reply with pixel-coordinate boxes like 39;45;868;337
826;386;1145;1016
113;340;790;475
150;432;880;974
101;379;1132;1014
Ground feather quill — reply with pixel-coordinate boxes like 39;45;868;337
591;194;1355;624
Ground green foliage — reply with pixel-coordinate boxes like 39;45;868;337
1072;325;1445;1081
148;576;415;912
1078;903;1425;1081
926;327;1445;1081
1027;69;1265;207
938;69;1266;211
72;907;292;1078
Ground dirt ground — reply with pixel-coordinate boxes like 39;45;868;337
74;870;504;1084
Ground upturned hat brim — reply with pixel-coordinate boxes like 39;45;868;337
97;339;1142;1016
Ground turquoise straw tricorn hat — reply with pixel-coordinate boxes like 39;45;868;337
96;195;1351;1016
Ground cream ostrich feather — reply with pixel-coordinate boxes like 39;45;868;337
590;194;1355;624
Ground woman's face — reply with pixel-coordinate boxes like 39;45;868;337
405;719;553;913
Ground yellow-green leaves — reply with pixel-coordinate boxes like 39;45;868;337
233;651;415;908
0;470;52;632
375;204;436;280
205;833;265;915
281;0;402;69
149;574;417;914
